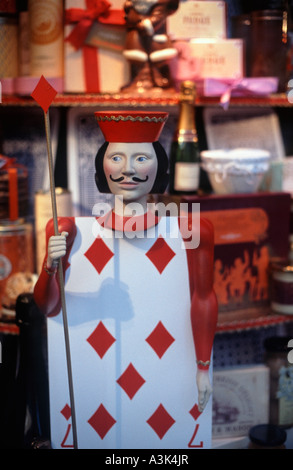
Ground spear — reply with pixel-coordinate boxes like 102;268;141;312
31;76;78;449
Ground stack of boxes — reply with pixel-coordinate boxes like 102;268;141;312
167;1;244;89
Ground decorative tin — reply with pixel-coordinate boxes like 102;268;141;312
0;219;34;318
0;15;18;79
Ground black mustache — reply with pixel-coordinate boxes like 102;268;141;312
110;175;149;183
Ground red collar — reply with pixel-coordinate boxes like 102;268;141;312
96;210;160;232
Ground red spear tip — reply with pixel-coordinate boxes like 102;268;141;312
31;75;58;113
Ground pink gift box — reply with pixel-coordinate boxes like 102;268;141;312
170;41;278;107
204;77;279;109
204;77;279;98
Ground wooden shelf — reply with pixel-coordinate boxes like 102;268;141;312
1;92;179;108
1;92;292;108
216;312;293;334
199;93;293;108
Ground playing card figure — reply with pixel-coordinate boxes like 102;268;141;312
121;0;179;93
34;111;218;449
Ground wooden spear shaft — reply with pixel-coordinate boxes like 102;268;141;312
44;111;78;450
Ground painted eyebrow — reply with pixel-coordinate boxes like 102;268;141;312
133;152;154;158
106;152;154;159
106;152;125;158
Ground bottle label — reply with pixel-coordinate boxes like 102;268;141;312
29;0;64;77
174;162;199;191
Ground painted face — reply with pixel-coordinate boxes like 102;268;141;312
103;142;158;203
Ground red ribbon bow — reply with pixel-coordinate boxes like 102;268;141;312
65;0;125;50
65;0;125;92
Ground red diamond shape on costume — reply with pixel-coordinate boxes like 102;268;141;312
189;403;201;421
84;236;114;274
146;321;175;358
147;404;175;439
88;404;116;439
116;363;146;399
61;404;71;421
87;321;116;358
145;236;175;274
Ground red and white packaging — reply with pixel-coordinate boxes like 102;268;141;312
64;0;130;93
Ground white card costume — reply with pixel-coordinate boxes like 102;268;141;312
47;215;212;449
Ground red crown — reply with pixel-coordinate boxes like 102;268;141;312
95;111;168;143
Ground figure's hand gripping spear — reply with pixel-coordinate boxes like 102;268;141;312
31;76;78;449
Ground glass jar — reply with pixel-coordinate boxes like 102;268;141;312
270;261;293;316
231;14;252;76
264;336;293;428
250;10;289;91
248;424;287;449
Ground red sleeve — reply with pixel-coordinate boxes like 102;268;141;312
180;215;218;371
33;217;77;317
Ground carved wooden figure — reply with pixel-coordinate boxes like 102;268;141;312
34;111;218;449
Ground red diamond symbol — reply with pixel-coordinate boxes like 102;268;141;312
116;363;146;399
61;404;71;421
146;321;175;358
84;236;114;274
189;403;201;421
145;236;175;274
147;404;175;439
31;75;57;113
87;321;116;358
88;404;116;439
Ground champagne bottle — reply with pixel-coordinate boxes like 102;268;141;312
169;81;200;194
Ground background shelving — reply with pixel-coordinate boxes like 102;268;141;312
2;92;293;108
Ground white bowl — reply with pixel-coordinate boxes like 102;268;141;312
200;148;271;194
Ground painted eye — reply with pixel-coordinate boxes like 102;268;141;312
136;155;148;162
111;155;122;162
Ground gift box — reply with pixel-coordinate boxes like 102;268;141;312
189;38;244;80
169;41;202;91
170;39;244;90
203;77;279;109
182;192;291;321
212;365;269;439
64;0;130;93
168;0;227;40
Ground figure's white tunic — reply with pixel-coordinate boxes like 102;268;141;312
47;216;212;449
